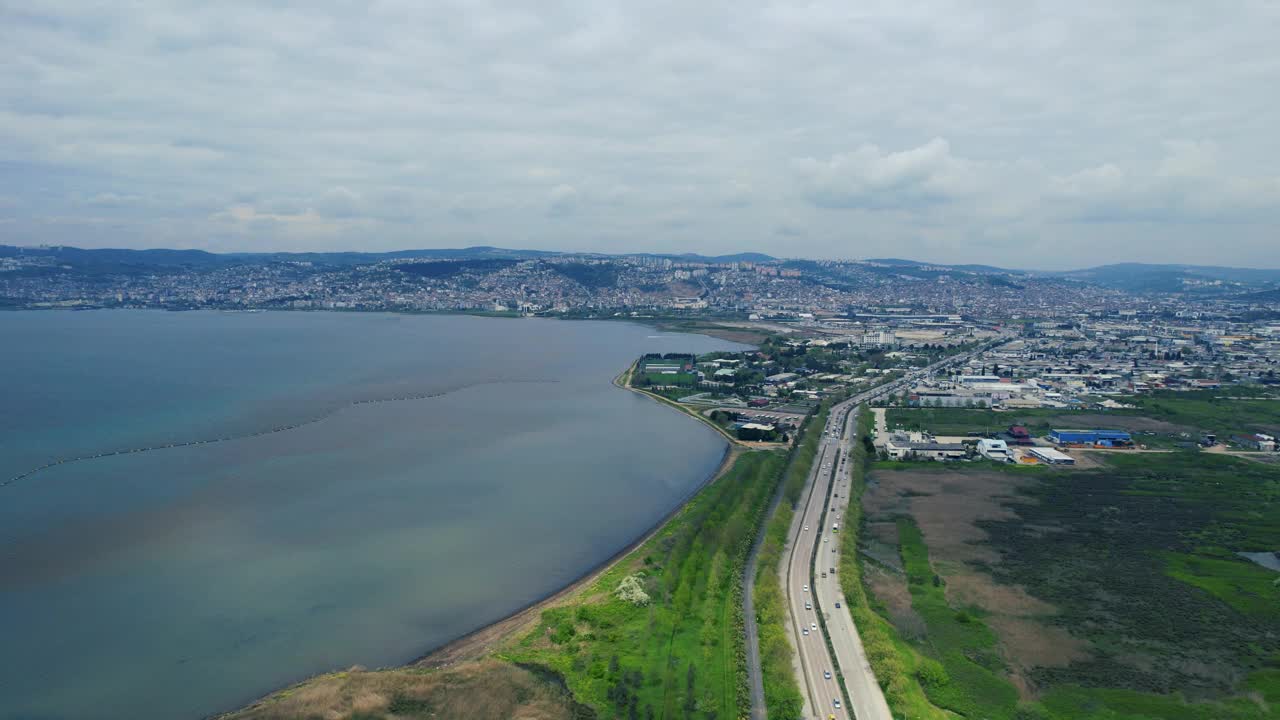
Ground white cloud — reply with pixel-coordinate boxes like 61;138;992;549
793;138;976;210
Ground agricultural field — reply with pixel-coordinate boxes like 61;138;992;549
506;450;788;720
857;452;1280;719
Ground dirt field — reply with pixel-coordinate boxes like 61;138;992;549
864;562;927;640
864;468;1093;697
221;659;583;720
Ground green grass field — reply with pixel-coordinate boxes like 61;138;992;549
886;407;1062;436
506;450;787;720
861;450;1280;719
1125;389;1280;437
636;371;697;387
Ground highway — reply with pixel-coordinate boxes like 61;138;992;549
779;339;1004;719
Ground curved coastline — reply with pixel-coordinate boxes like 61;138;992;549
216;360;740;719
2;378;558;489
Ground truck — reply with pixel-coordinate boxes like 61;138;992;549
832;523;839;533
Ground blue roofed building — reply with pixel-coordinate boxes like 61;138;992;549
1049;429;1133;447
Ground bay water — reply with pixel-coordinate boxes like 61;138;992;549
0;311;745;720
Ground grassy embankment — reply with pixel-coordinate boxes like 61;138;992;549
838;407;951;720
751;401;831;719
504;449;787;720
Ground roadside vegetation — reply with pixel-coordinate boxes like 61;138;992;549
506;450;787;720
838;408;951;719
750;401;830;719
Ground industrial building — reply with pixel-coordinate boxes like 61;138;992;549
1049;429;1133;447
1028;447;1076;465
884;432;967;461
1005;425;1033;445
977;438;1012;462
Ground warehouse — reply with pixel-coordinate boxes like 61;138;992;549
1049;428;1132;447
1029;447;1076;465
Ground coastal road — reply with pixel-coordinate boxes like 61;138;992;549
783;433;845;718
775;338;1007;719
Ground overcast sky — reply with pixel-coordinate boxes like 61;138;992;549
2;2;1278;268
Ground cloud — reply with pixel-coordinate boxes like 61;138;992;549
547;184;579;217
793;138;975;210
1048;142;1280;224
0;2;1277;265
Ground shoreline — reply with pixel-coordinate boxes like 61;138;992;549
408;440;742;670
218;355;747;718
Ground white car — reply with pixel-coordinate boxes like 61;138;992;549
802;628;809;636
824;670;832;679
810;622;817;630
802;585;808;592
805;602;811;610
804;526;809;531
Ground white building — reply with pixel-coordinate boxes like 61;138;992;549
977;439;1012;463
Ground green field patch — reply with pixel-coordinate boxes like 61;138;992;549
1163;551;1280;620
897;518;1022;719
1039;680;1276;720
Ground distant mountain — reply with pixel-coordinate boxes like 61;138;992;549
1052;263;1280;293
0;244;561;269
623;251;775;263
864;258;1025;275
1237;288;1280;303
0;244;772;268
865;257;1280;292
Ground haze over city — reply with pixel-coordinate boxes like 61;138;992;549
4;2;1279;268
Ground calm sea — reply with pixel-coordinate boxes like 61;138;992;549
0;311;746;720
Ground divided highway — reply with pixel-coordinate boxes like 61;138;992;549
777;340;1002;719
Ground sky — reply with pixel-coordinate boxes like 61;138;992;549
2;1;1278;268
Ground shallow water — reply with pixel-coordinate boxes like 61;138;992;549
0;311;746;720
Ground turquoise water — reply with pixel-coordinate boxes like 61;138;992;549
0;311;745;720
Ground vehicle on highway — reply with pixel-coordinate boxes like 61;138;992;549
832;523;839;532
834;601;841;608
802;628;809;635
802;584;808;592
804;526;808;531
805;602;811;610
834;699;841;709
824;670;832;679
810;622;817;630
